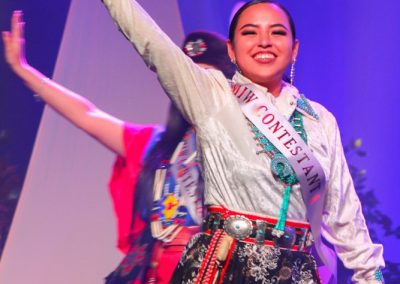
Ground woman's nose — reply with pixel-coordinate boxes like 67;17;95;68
258;34;271;48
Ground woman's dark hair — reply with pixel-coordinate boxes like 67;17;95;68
229;0;296;43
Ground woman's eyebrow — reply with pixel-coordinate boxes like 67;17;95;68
239;23;289;30
270;23;289;30
239;23;259;30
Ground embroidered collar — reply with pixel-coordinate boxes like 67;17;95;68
296;93;320;120
232;72;320;121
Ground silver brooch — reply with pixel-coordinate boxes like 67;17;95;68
184;39;207;57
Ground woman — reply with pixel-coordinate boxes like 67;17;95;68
101;0;385;283
2;12;234;284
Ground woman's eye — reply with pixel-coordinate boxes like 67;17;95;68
241;30;256;36
272;30;287;36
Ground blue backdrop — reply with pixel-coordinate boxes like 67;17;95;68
178;0;400;266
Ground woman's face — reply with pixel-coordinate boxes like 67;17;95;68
228;3;299;88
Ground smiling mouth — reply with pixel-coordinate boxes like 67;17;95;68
254;53;276;63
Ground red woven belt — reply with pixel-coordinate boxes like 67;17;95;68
203;206;313;252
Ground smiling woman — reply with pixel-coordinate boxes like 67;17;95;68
227;1;298;96
101;0;385;283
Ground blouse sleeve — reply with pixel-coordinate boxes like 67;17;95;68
101;0;231;125
321;113;385;283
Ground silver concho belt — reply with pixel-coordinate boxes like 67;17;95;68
204;213;313;250
223;215;253;239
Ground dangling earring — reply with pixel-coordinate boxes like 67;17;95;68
231;58;242;74
290;58;296;86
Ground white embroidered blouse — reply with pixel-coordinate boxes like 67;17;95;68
102;0;384;282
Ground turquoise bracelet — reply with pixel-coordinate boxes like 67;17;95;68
375;268;385;283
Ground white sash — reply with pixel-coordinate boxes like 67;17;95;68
231;82;337;282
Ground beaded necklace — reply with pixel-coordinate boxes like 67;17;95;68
251;110;308;237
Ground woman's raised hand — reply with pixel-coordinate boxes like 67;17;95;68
2;11;27;70
2;10;125;156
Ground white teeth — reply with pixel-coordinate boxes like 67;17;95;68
255;53;274;59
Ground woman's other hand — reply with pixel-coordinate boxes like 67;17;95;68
2;11;27;71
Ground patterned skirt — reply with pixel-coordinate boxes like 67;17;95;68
171;232;320;284
171;208;321;284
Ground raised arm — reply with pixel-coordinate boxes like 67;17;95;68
2;11;125;156
102;0;231;125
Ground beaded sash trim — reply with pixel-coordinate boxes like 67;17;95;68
150;129;202;242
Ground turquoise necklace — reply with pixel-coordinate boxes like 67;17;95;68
251;110;307;237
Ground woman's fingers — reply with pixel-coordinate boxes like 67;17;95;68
11;11;24;41
2;31;10;45
3;10;27;68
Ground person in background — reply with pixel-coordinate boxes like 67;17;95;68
105;31;235;284
2;11;234;284
101;0;385;283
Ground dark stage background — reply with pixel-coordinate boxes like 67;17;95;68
0;0;71;257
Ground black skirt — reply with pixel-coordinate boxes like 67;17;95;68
171;232;321;284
